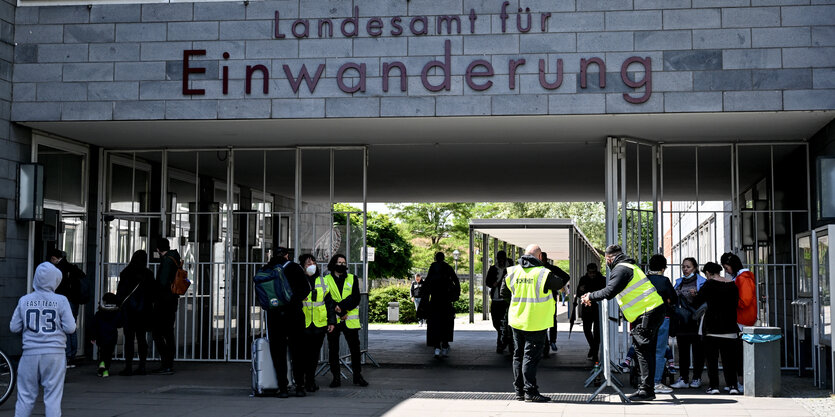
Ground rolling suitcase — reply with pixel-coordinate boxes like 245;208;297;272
251;336;278;396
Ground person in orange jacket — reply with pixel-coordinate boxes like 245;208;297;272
720;252;757;392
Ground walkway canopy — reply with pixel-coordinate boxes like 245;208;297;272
467;219;599;322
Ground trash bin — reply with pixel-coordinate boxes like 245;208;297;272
742;326;782;397
387;302;399;322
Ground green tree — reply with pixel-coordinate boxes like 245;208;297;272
334;203;413;279
388;203;475;249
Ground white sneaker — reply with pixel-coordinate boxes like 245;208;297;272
433;348;441;358
729;388;740;395
706;387;720;395
737;382;744;392
670;378;689;389
654;383;673;394
689;378;702;388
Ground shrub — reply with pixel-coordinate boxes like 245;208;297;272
453;281;483;315
368;285;416;323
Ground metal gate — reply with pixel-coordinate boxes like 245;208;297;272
97;147;368;362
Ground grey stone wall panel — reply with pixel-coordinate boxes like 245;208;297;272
14;6;39;25
752;68;813;89
608;91;663;112
88;81;139;100
220;20;274;40
407;0;465;15
192;41;247;59
12;63;62;82
545;12;605;32
605;11;663;31
520;33;577;53
36;81;86;101
663;9;721;29
781;5;835;26
218;99;272;118
491;94;548;114
15;25;63;44
577;0;634;12
63;62;114;82
518;73;579;94
272;98;325;118
37;44;88;63
116;23;168;42
752;0;809;5
783;47;835;67
324;57;381;77
465;34;521;54
722;48;781;69
652;71;694;91
141;4;194;23
167;22;220;41
90;4;142;23
664;91;723;112
693;0;751;7
812;26;835;46
62;101;112;120
721;7;781;28
409;36;464;56
694;69;753;90
521;0;576;12
246;1;300;20
784;89;835;109
693;29;751;49
13;83;36;101
663;50;723;70
435;95;491;115
194;3;247;21
578;31;634;51
64;24;115;43
139;80;187;100
723;90;783;110
141;42;199;61
39;6;90;25
113;100;165;120
165;99;217;119
14;45;37;64
115;61;166;81
89;43;141;62
380;96;435;116
813;68;835;88
325;97;380;117
353;37;408;57
490;54;549;74
10;102;61;121
635;0;691;9
634;30;692;50
298;39;351;58
752;27;811;47
549;93;606;114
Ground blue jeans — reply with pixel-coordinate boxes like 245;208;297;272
65;302;79;360
654;316;670;383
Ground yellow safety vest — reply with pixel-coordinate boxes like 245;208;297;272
614;263;664;322
505;265;555;332
325;273;360;329
303;275;328;328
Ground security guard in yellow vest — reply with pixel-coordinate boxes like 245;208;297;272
580;245;665;402
323;253;368;388
500;244;569;403
298;254;336;394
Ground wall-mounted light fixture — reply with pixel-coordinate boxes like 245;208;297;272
16;163;44;221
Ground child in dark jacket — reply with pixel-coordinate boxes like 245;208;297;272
91;292;122;377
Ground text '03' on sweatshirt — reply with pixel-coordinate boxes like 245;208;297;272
10;262;77;356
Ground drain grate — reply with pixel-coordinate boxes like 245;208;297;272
411;391;608;403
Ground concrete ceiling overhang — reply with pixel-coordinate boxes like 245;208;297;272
470;218;595;260
23;111;834;202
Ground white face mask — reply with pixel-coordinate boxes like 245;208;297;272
305;264;317;276
684;272;695;279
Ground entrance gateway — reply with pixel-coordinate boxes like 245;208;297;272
3;0;834;391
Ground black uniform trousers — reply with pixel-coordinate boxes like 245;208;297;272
302;324;327;387
582;307;601;362
705;335;739;390
327;322;362;380
266;309;305;391
631;305;666;394
490;300;509;349
511;328;547;395
677;333;705;382
152;294;178;369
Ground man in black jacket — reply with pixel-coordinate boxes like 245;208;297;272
577;263;605;362
325;253;368;388
580;245;665;401
540;252;570;358
151;237;181;375
485;251;511;353
645;254;678;394
265;247;311;397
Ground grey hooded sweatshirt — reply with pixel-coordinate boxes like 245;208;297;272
10;262;77;355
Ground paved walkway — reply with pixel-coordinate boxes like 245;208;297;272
1;316;831;417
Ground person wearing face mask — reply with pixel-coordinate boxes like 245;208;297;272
577;263;605;362
580;245;665;401
670;257;707;390
419;252;461;359
324;254;368;388
499;244;568;403
720;252;756;392
485;251;511;354
298;254;336;394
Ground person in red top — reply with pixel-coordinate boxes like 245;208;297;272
720;252;757;392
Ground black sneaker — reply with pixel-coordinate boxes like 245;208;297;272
294;387;306;397
277;390;289;399
627;390;656;401
525;393;551;403
305;383;319;392
353;375;369;387
514;392;525;401
329;378;341;388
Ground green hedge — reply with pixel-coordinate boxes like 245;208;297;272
368;282;483;323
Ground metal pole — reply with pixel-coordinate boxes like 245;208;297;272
482;232;489;321
469;227;475;324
